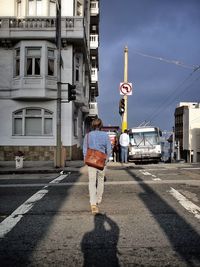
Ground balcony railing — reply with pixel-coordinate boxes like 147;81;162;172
90;1;99;16
90;34;98;49
0;17;85;41
91;67;98;83
89;102;98;116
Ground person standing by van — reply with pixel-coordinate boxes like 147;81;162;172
119;129;130;163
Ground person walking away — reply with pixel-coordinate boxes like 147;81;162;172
119;129;129;163
83;118;112;215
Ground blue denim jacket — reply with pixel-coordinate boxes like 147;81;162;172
83;130;112;160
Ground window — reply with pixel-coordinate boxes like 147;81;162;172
14;45;56;78
75;56;80;82
47;48;55;76
49;0;56;16
14;48;20;77
17;0;22;17
26;48;41;76
13;108;53;136
36;0;42;16
76;0;83;16
28;0;42;16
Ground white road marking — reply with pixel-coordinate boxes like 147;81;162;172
169;187;200;220
0;174;69;238
140;171;152;176
49;173;70;184
139;170;162;181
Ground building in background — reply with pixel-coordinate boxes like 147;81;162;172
0;0;99;162
174;102;200;163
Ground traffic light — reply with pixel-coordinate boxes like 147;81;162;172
68;84;76;102
119;98;125;115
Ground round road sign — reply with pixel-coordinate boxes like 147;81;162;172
120;82;132;95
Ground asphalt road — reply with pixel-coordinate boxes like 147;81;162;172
0;163;200;266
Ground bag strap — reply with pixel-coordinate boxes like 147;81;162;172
87;132;89;149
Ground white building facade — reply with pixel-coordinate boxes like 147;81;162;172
0;0;99;162
175;102;200;163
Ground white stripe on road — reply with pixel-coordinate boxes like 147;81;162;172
0;174;69;238
141;171;152;175
140;170;162;181
169;187;200;220
49;174;70;184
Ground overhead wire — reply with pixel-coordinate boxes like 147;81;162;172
132;49;200;124
133;50;200;71
147;70;200;123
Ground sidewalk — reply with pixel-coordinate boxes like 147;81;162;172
0;160;129;175
0;160;85;174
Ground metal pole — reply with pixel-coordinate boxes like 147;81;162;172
177;140;180;161
171;127;175;162
122;46;128;132
55;0;62;167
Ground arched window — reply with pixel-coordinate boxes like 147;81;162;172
13;108;53;136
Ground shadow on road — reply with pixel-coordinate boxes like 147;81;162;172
0;171;82;266
126;168;200;266
81;213;120;267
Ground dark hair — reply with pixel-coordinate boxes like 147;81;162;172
92;118;103;130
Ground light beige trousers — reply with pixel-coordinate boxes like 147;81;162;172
88;166;105;205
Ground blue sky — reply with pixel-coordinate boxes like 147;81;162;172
98;0;200;131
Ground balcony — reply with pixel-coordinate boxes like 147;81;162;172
90;85;99;97
89;102;98;117
90;34;98;49
90;1;99;16
0;17;86;45
91;67;98;83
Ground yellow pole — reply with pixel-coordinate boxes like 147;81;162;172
122;46;128;132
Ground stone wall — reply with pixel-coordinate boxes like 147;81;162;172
0;145;83;161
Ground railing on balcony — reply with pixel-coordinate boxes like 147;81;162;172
0;17;85;41
89;102;98;116
90;34;98;49
91;68;98;83
90;1;99;16
0;17;78;29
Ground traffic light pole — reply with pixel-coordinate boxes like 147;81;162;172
122;46;128;132
55;0;62;167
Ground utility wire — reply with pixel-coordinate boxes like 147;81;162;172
133;49;200;125
148;72;200;123
142;68;199;122
133;50;200;70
